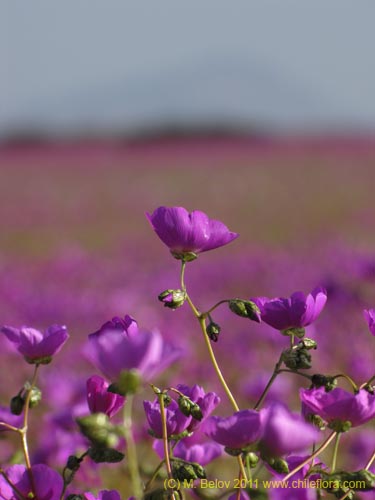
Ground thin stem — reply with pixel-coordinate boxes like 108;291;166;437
158;393;178;500
253;353;283;410
365;449;375;470
203;299;230;316
331;433;341;472
0;422;21;433
123;395;143;499
332;374;359;393
277;369;312;381
283;432;337;482
360;374;375;390
21;364;39;470
144;459;165;491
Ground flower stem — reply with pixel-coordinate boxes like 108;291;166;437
253;353;283;410
283;431;337;482
0;470;29;500
331;433;341;472
158;392;178;500
333;374;359;393
123;395;143;499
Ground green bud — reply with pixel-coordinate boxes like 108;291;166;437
76;413;118;448
88;447;125;463
162;394;172;407
10;395;25;415
65;496;84;500
172;460;206;481
281;327;305;339
178;396;192;417
158;289;186;309
267;457;289;474
171;251;198;262
28;386;42;408
108;369;141;396
190;404;203;421
206;321;221;342
328;419;352;433
300;337;317;350
246;452;259;468
228;299;261;323
282;347;312;370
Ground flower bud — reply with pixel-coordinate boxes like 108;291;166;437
65;496;84;500
246;452;259;468
158;289;186;310
172;460;206;481
66;455;82;472
300;338;318;350
206;321;221;342
76;413;118;448
282;346;312;370
190;403;203;421
88;447;125;463
10;395;25;415
108;369;141;396
178;396;192;417
266;457;289;474
229;299;261;323
28;386;42;408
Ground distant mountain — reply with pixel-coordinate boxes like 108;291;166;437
1;56;365;139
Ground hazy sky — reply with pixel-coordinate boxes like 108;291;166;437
2;1;375;134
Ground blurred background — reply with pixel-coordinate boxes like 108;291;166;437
1;1;375;495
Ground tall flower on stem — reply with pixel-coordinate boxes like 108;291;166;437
146;206;238;260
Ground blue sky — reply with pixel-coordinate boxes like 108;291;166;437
2;1;375;135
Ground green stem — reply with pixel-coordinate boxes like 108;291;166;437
338;447;375;500
253;353;283;410
158;393;178;500
203;299;231;317
123;395;143;499
333;374;359;393
360;374;375;390
144;459;165;491
331;433;341;472
283;432;337;482
277;369;312;381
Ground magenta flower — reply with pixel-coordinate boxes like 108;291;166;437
300;387;375;427
259;403;319;457
364;309;375;336
0;464;63;500
252;287;327;331
203;409;263;450
84;316;182;382
84;491;121;500
144;399;192;438
86;375;125;418
1;324;68;364
146;206;238;258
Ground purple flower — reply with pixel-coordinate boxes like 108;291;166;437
300;387;375;427
84;491;121;500
1;324;68;364
203;409;263;450
259;403;319;457
153;437;222;466
0;464;63;500
364;309;375;336
252;287;327;331
84;316;182;382
177;384;221;431
86;375;125;418
146;206;239;258
144;399;192;438
91;314;138;338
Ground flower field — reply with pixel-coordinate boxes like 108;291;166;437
1;137;375;499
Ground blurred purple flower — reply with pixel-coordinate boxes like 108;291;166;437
153;437;222;466
252;287;327;331
1;324;68;364
177;384;221;431
203;409;263;450
259;403;320;457
300;387;375;427
86;375;125;418
144;399;192;438
364;309;375;336
0;406;22;431
0;464;63;500
84;316;182;382
146;206;238;257
84;491;121;500
91;314;138;338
